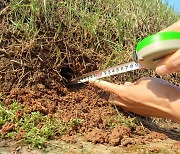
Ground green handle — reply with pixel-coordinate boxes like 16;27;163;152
136;31;180;69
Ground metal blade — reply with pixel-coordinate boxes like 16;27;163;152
68;61;142;85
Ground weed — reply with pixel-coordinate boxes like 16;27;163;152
0;102;15;126
0;93;3;100
69;118;84;130
107;105;136;129
0;101;83;148
107;115;136;129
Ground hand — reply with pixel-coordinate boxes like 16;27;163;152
156;49;180;75
90;78;180;123
156;20;180;75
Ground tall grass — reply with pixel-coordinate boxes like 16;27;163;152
3;0;180;67
6;0;178;64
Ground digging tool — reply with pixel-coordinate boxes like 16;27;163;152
68;31;180;85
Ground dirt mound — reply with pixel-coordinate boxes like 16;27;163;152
1;83;174;147
4;84;115;131
86;125;167;147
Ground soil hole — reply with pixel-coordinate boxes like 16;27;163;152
60;66;75;81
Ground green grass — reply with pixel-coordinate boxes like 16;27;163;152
107;105;136;129
4;0;179;67
0;100;83;148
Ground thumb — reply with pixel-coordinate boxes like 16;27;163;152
89;80;126;96
156;50;180;75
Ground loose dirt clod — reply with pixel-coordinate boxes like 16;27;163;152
146;131;167;142
86;128;109;144
0;122;14;135
109;126;131;146
15;130;26;140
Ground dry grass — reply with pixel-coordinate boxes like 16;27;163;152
0;0;179;110
0;1;179;90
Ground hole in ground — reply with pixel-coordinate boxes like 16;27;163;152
60;66;75;81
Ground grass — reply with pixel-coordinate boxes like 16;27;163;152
107;105;136;129
0;100;83;148
0;0;180;149
3;0;179;67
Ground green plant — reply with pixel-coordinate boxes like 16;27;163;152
7;0;179;64
0;101;84;148
107;105;136;129
0;102;17;126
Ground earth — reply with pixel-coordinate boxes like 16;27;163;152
0;138;180;153
0;35;180;152
0;1;180;153
0;82;180;153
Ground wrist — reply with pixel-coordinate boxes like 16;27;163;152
170;112;180;124
169;99;180;124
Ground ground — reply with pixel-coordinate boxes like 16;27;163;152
0;137;180;153
0;84;180;153
0;0;180;153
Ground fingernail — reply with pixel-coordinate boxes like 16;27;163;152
89;79;99;84
156;65;169;75
124;82;133;86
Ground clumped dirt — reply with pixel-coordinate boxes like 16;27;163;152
86;125;167;147
0;122;14;135
15;130;26;140
1;82;176;147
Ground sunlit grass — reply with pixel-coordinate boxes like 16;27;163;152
6;0;179;66
0;101;83;148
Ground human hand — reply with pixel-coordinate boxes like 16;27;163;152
156;20;180;75
90;78;180;123
156;49;180;75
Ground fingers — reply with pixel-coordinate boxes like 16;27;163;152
156;50;180;75
124;82;134;86
109;94;128;108
89;80;125;96
158;20;180;76
161;20;180;32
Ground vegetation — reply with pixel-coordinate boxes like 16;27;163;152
1;0;179;70
0;99;83;148
0;0;179;149
107;105;136;129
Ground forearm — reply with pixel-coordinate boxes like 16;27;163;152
168;87;180;123
170;99;180;124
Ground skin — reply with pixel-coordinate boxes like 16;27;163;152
90;20;180;123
